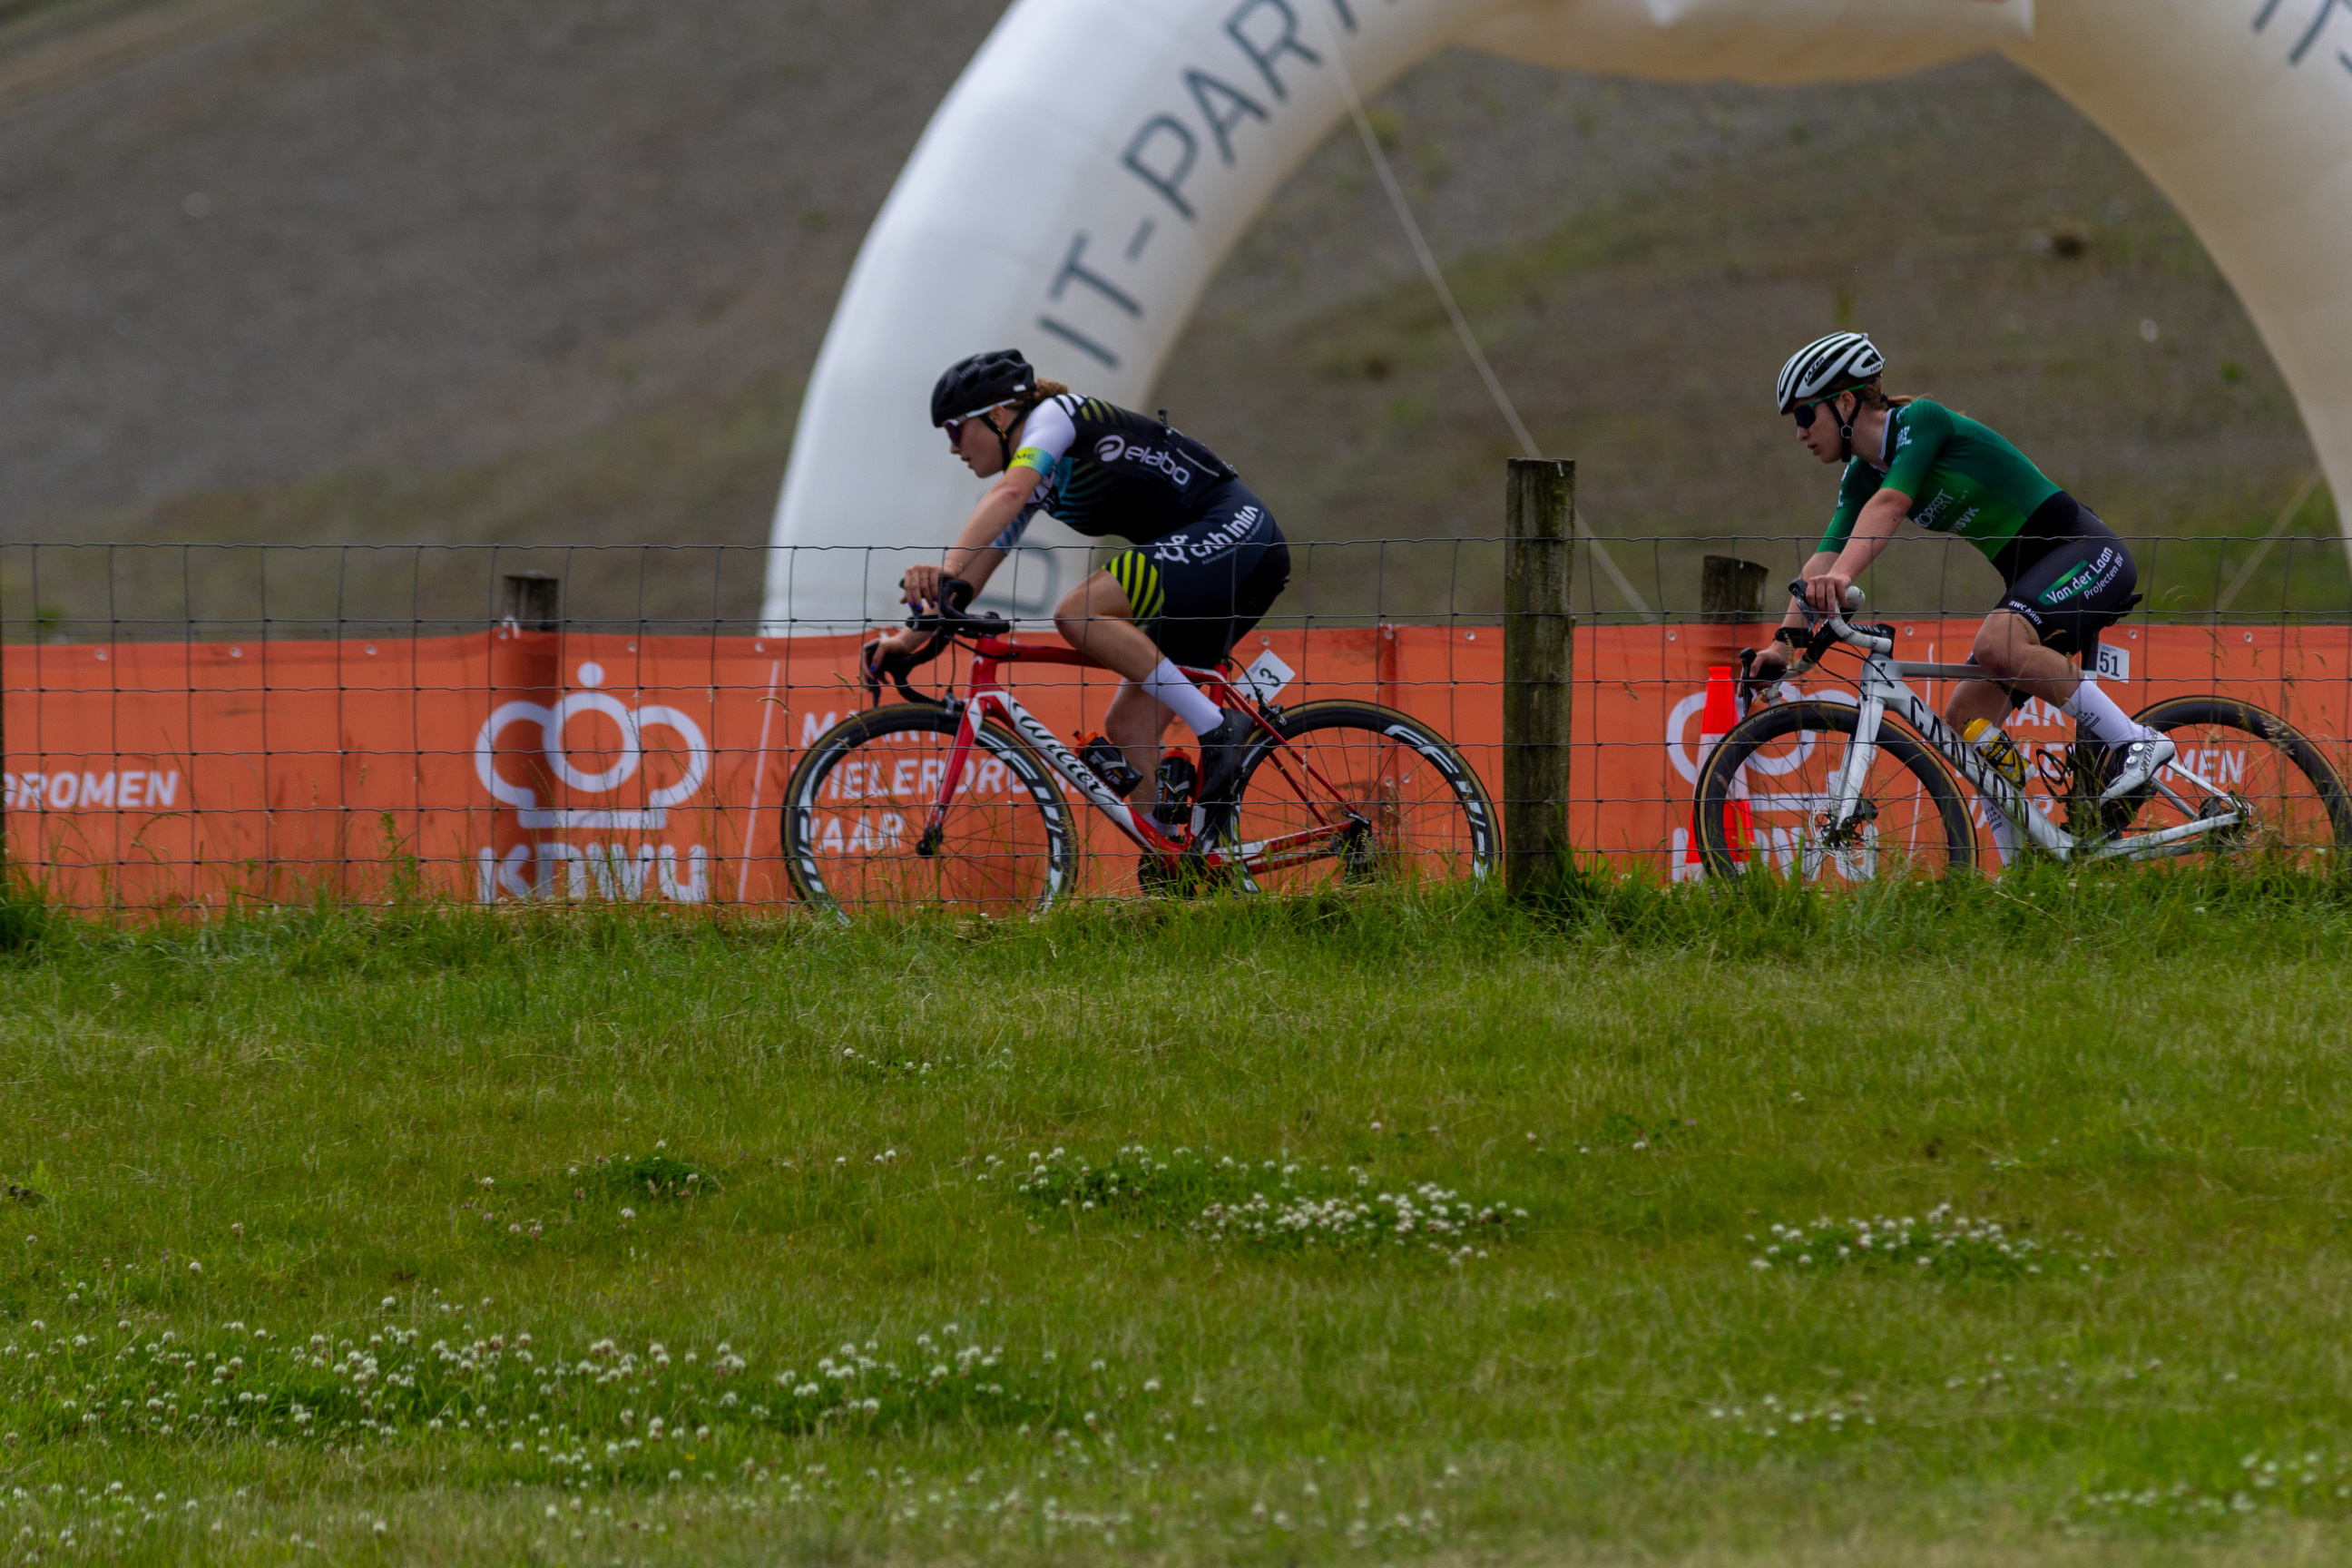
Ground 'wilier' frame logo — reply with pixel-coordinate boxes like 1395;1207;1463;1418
473;662;709;828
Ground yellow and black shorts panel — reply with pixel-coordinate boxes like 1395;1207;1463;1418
1107;549;1166;623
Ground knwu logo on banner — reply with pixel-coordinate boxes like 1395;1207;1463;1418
472;662;712;903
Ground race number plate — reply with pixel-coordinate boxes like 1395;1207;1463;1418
1240;649;1296;703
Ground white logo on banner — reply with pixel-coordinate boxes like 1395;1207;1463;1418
472;662;709;829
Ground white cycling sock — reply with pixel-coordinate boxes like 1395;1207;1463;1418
2061;678;2151;747
1140;658;1223;737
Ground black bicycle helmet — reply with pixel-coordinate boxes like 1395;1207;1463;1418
931;349;1035;426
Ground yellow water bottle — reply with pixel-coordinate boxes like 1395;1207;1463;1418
1963;718;2027;795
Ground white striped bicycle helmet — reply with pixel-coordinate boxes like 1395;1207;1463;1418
1775;332;1886;416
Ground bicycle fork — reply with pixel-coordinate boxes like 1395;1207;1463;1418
1826;692;1884;834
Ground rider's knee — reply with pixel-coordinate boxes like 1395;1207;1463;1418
1054;577;1130;639
1971;644;2020;681
1971;618;2034;679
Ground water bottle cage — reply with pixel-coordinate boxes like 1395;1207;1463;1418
1076;736;1144;799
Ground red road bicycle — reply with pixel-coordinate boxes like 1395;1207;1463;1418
781;585;1496;920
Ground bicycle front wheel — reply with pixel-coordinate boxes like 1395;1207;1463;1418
1227;701;1497;893
1695;700;1976;883
2123;696;2352;866
782;705;1076;922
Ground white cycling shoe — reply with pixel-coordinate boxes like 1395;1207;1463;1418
2098;734;2175;804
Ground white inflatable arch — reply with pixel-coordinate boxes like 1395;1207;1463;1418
764;0;2352;626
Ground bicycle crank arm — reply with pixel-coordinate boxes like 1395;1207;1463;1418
1229;817;1376;873
2151;762;2229;812
2150;776;2199;817
1235;830;1351;871
2080;810;2246;864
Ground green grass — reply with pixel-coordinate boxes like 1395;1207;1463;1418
5;867;2352;1563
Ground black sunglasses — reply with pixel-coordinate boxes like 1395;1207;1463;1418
1791;395;1846;429
946;400;1020;446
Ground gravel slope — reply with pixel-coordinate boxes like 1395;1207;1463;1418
0;0;2329;625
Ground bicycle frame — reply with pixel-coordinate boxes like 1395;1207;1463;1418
912;632;1370;877
1792;616;2245;866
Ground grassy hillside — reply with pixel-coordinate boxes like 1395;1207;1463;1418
3;870;2352;1563
0;0;2335;632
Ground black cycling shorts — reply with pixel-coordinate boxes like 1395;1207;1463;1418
1105;480;1290;667
1987;492;2138;658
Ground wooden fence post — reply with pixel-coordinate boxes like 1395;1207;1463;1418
488;571;564;900
502;571;562;633
1504;458;1575;897
1699;555;1770;624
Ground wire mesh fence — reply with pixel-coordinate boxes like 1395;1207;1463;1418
2;532;2347;916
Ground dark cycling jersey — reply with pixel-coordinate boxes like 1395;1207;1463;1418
993;395;1240;548
1818;398;2063;565
990;393;1289;665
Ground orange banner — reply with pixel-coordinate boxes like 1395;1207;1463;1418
5;621;2347;910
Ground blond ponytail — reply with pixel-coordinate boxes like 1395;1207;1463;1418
1853;380;1919;410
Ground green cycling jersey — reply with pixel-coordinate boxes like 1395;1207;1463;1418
1818;398;2062;564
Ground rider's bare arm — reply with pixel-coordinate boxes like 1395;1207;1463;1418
1779;552;1840;634
1751;548;1844;676
1808;487;1909;611
901;471;1037;608
876;472;1043;663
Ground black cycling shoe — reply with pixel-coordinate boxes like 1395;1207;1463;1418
1193;710;1256;812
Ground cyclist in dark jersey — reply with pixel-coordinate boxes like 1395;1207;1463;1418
1749;333;2173;834
872;349;1289;808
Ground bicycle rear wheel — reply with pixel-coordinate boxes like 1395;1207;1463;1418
782;705;1075;921
2120;696;2352;866
1226;701;1496;893
1694;700;1975;883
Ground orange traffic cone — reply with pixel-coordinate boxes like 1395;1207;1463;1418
1686;665;1753;866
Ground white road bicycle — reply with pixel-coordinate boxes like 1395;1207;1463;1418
1691;583;2352;882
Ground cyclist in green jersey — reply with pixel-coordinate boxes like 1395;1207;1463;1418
1749;332;2173;835
867;349;1289;811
